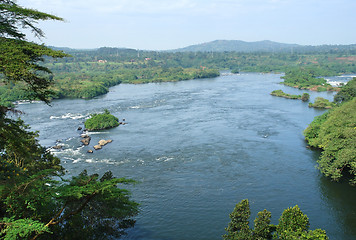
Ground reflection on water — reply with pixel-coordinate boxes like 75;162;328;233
17;73;355;240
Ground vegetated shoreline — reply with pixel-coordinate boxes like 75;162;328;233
281;82;340;92
2;68;220;106
270;89;308;100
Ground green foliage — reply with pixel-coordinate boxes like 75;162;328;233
84;109;120;130
0;37;68;104
253;210;273;240
223;199;252;240
270;90;302;100
304;98;356;185
303;112;330;147
308;97;335;109
281;68;333;91
334;77;356;103
275;205;309;239
0;2;139;239
0;218;50;240
223;199;328;240
301;93;310;101
0;112;139;239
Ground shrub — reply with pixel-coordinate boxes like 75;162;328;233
84;109;119;130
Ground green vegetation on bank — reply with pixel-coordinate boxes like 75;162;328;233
223;199;328;240
50;67;219;98
270;90;310;101
0;65;219;105
308;97;336;109
0;2;138;239
304;78;356;185
334;77;356;102
281;68;336;91
304;98;356;185
85;109;120;130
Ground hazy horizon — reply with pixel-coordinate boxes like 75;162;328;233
48;39;356;51
19;0;356;50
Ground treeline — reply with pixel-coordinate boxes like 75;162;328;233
50;67;219;98
49;47;356;74
0;66;219;104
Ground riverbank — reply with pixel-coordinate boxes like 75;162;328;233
1;67;220;106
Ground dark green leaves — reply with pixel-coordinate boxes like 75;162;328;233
0;38;68;104
223;200;328;240
84;109;120;130
304;98;356;185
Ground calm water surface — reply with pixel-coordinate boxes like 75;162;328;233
17;73;356;240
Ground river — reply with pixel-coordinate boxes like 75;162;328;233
16;73;356;240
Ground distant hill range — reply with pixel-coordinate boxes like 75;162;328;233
170;40;356;53
50;40;356;54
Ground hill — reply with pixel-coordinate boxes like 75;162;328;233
172;40;300;52
171;40;356;53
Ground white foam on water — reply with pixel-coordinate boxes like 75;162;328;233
130;106;141;109
73;158;82;163
86;131;109;135
50;113;87;120
156;156;174;162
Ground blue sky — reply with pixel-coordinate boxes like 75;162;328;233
19;0;356;50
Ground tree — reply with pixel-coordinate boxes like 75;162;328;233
304;98;356;185
253;210;273;240
0;0;68;105
0;1;138;239
223;199;328;240
301;93;310;102
223;199;252;240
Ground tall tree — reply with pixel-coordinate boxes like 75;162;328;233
0;1;138;239
0;0;68;105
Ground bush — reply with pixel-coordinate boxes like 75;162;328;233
301;93;310;101
84;109;120;130
308;97;335;109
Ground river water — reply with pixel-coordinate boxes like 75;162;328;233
17;73;356;240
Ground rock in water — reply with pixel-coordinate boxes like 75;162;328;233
93;145;102;150
98;139;113;146
81;136;91;145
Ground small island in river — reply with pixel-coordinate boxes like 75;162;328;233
271;90;310;101
84;109;120;130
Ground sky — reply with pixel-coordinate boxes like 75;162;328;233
18;0;356;50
